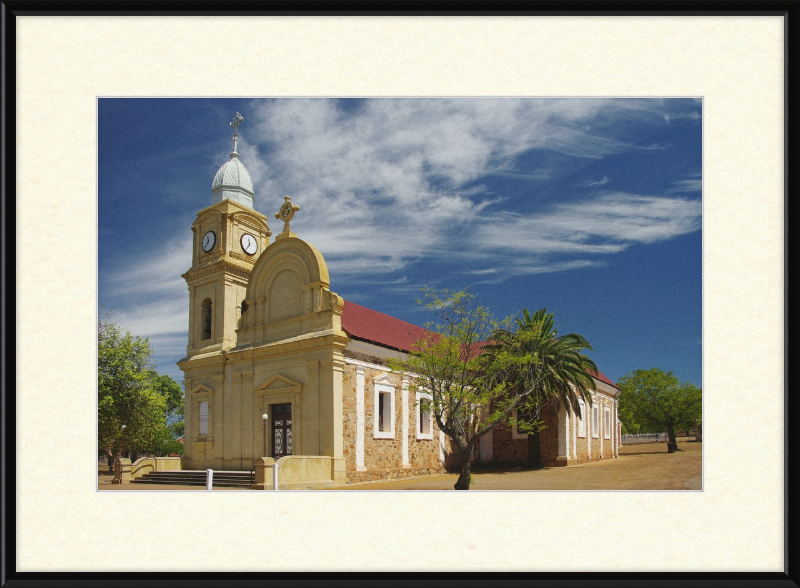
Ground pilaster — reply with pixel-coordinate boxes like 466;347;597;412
600;398;605;457
305;359;321;456
617;399;620;457
355;366;366;471
571;404;577;460
556;404;570;465
401;377;410;468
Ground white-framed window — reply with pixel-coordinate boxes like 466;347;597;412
373;381;396;439
592;403;600;438
512;408;528;439
416;391;434;440
604;407;611;439
578;398;586;438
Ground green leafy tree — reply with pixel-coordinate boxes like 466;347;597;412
617;368;702;449
152;374;184;424
617;393;642;435
168;420;185;438
147;425;185;456
98;316;168;471
390;289;595;490
489;308;598;469
390;288;507;490
152;373;185;443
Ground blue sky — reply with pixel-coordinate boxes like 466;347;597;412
98;97;702;388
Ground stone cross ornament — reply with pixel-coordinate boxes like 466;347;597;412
230;112;244;152
275;196;301;238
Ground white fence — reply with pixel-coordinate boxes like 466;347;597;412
621;433;667;444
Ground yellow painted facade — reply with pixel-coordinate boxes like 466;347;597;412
178;195;349;484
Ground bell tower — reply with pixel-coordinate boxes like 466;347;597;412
182;112;271;355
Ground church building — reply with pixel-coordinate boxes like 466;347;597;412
177;114;621;487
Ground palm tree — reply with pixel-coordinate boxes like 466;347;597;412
489;308;598;469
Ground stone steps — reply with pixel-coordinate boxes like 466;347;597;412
132;470;253;488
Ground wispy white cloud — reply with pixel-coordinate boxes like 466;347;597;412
238;98;700;281
111;298;188;339
580;176;610;188
665;111;702;123
476;194;701;254
667;179;702;193
249;98;661;216
101;235;192;376
665;170;702;194
469;260;604;285
104;236;192;297
101;98;701;372
666;174;702;193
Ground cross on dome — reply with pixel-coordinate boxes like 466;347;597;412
210;112;254;208
230;112;244;153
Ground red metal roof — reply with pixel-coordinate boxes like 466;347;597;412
340;300;617;388
341;300;429;352
587;369;618;389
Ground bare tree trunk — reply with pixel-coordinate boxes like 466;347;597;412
666;426;679;451
527;433;543;469
454;450;472;490
106;450;115;474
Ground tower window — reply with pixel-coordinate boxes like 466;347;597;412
201;298;212;340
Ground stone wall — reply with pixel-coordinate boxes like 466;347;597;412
484;422;527;463
342;354;445;483
342;352;620;478
540;403;561;465
573;392;616;463
474;394;618;468
342;364;357;469
347;466;444;485
345;350;391;368
574;408;591;463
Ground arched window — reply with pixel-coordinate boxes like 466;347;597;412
237;300;248;328
201;298;212;340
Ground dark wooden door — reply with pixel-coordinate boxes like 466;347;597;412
271;403;293;458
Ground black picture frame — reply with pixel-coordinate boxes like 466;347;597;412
2;3;797;587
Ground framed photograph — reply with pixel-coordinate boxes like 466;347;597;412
5;5;795;586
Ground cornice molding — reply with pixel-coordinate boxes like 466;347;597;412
183;260;253;283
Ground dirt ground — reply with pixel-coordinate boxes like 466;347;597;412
98;438;701;491
329;438;702;491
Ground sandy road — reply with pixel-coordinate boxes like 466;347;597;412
329;439;702;491
98;439;701;491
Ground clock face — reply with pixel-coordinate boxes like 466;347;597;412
202;231;216;252
240;233;258;256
